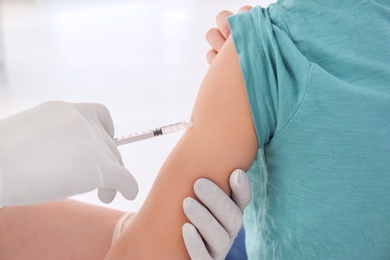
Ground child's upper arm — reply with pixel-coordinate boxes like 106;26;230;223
105;37;258;259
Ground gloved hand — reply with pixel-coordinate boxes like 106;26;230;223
0;101;138;206
182;169;252;260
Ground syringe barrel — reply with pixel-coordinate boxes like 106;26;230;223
114;121;192;146
114;130;154;145
161;122;191;135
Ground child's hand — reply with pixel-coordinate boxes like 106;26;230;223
206;6;252;64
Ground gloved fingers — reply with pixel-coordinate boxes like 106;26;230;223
183;197;231;259
76;102;115;137
101;129;125;165
182;223;213;260
194;178;243;238
74;102;123;165
98;188;117;203
90;103;122;165
92;104;128;167
230;169;252;212
100;163;138;202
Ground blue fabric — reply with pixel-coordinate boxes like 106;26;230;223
226;226;247;260
228;0;390;258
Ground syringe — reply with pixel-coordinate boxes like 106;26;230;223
114;121;193;146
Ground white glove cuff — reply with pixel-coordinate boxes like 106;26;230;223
111;212;137;245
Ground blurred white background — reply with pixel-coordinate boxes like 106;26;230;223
0;0;274;212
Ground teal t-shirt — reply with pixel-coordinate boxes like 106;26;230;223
228;0;390;258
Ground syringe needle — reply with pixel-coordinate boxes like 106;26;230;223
114;121;192;146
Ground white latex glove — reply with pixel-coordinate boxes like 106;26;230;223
0;101;138;206
183;169;252;260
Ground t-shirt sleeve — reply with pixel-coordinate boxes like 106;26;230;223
228;6;312;147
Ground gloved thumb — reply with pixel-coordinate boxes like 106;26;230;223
99;164;138;203
77;102;115;138
230;169;252;212
91;103;115;138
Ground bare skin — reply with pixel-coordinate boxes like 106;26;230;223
0;199;124;260
105;36;258;259
0;8;254;259
206;6;252;64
